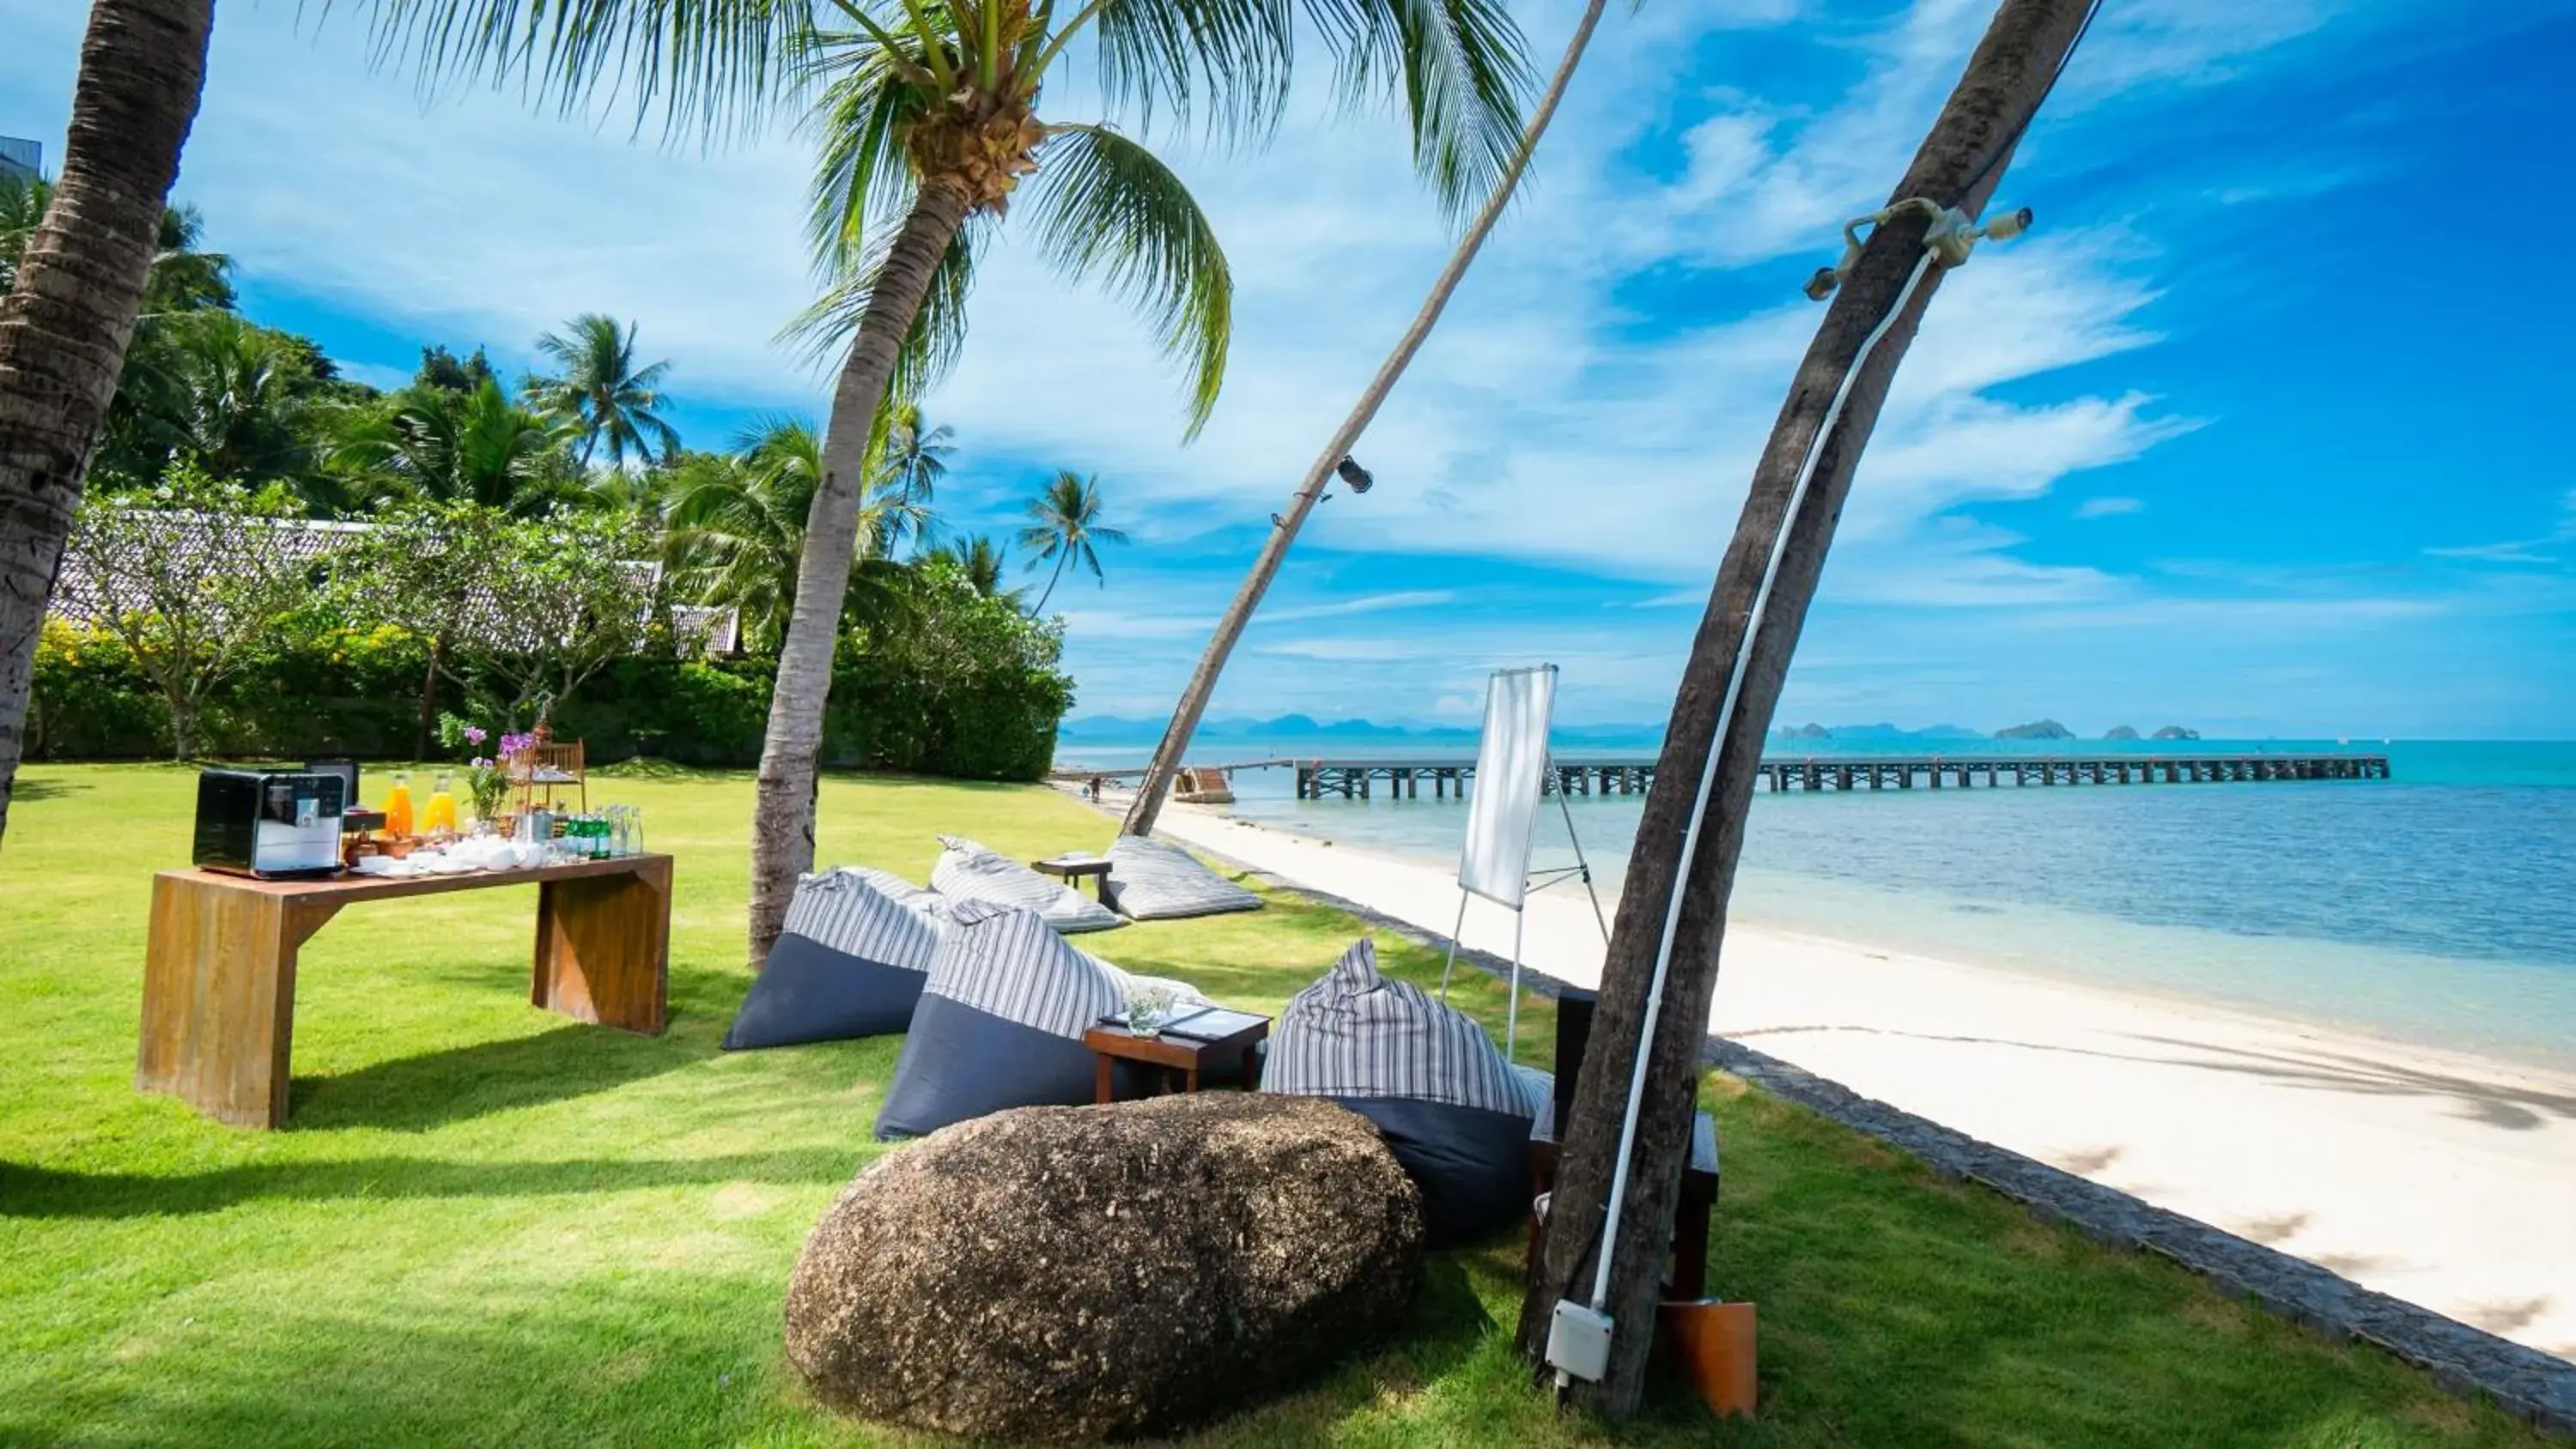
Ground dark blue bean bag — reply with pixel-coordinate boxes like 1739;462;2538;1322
875;901;1209;1141
723;870;945;1050
1261;938;1548;1245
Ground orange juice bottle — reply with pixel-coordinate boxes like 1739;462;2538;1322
382;771;415;838
423;772;459;834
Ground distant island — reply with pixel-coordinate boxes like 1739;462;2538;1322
1994;718;2076;741
2105;724;2141;741
1768;721;1984;743
2152;724;2201;741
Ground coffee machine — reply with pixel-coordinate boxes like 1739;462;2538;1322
193;769;346;879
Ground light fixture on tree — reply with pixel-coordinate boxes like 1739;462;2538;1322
1802;198;2032;301
1334;456;1375;494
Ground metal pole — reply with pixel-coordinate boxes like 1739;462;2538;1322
1437;889;1470;1002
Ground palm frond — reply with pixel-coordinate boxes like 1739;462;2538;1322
1086;0;1294;140
1024;124;1230;436
799;22;939;273
1330;0;1534;217
348;0;817;140
781;216;984;402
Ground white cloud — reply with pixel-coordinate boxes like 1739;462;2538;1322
1261;590;1459;623
2422;487;2576;566
2077;495;2145;518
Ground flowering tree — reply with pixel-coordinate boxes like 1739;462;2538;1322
349;504;659;729
56;464;319;758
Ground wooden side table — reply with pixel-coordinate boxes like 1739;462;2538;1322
1083;1017;1269;1104
1033;854;1114;898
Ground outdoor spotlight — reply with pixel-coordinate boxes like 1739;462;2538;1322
1925;203;2035;268
1335;456;1375;494
1802;265;1842;302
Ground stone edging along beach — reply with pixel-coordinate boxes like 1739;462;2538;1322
1190;849;2576;1439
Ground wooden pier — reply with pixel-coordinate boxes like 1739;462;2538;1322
1279;752;2391;800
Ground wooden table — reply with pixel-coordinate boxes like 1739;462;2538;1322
1084;1018;1269;1104
1528;1110;1721;1300
137;854;673;1130
1033;854;1114;898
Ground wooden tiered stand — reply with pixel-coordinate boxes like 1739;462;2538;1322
508;732;587;820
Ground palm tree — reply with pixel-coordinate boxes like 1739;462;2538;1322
0;179;229;314
333;376;583;516
876;401;951;509
363;0;1533;965
927;533;1014;601
527;312;681;467
668;418;823;652
1017;470;1127;613
104;310;321;490
1122;0;1610;837
0;0;218;847
668;415;936;651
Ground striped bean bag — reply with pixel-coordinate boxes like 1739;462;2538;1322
1261;937;1546;1244
723;870;946;1050
1103;834;1263;920
874;900;1209;1141
931;835;1125;934
833;865;954;924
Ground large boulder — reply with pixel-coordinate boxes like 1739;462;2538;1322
784;1093;1425;1441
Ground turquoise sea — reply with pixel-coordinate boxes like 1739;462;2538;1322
1060;735;2576;1069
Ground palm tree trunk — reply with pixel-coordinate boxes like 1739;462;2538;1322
1516;0;2095;1417
1117;0;1611;840
1031;552;1068;615
0;0;215;849
747;182;973;967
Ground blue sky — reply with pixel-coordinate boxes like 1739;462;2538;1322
5;0;2573;737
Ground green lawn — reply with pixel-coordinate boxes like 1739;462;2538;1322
0;762;2545;1446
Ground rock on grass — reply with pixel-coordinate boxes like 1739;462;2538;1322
784;1093;1425;1442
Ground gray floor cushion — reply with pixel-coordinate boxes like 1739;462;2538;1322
1103;834;1263;920
1261;937;1544;1244
930;834;1125;933
875;900;1206;1140
724;870;945;1050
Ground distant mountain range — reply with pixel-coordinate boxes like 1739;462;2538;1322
1058;713;2203;745
1774;720;1985;743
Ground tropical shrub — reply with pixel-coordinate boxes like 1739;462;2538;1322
29;572;1074;779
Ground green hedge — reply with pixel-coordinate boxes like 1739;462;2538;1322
31;580;1074;782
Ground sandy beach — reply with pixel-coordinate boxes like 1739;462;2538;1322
1124;794;2576;1362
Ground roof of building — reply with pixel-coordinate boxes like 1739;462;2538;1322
49;509;740;655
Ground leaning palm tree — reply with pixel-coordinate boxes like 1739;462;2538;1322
1017;470;1128;613
0;0;217;847
358;0;1532;964
3;178;233;317
1122;0;1613;836
527;312;682;467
